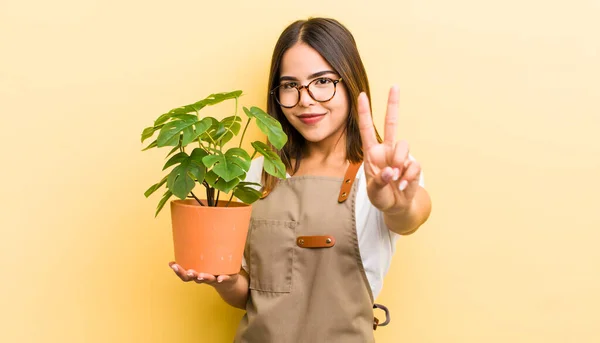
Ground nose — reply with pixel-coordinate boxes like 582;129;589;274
297;86;315;107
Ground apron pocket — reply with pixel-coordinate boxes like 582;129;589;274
247;218;297;293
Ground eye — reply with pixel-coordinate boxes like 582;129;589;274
281;82;298;89
315;78;332;85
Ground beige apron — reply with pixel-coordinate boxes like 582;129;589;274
234;163;387;343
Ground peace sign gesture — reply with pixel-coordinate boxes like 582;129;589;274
357;86;422;214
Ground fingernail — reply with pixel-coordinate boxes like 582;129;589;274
197;276;203;281
382;168;393;183
217;278;223;283
172;265;178;272
399;180;408;191
187;271;194;277
392;168;400;181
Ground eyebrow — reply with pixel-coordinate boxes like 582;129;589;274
279;70;338;82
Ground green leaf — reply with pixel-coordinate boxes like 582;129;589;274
153;90;241;127
203;152;246;182
157;115;199;147
167;161;197;199
233;182;263;204
183;90;243;116
141;125;163;143
171;107;197;116
188;148;208;183
185;117;213;145
244;106;287;150
144;175;168;198
203;170;241;193
155;190;173;217
166;145;180;157
199;117;220;144
163;152;188;170
251;141;287;179
204;170;218;187
224;147;251;172
142;140;157;151
154;106;197;126
213;177;240;193
154;112;174;126
200;90;243;106
214;115;242;145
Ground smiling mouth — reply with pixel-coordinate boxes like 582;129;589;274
297;113;325;118
297;113;326;125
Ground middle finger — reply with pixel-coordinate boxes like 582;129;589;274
384;86;400;147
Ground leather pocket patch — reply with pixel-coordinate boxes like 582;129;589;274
296;235;335;248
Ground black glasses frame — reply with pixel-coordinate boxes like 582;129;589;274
270;77;343;108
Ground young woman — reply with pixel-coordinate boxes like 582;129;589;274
169;17;432;342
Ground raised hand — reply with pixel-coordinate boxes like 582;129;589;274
357;86;422;214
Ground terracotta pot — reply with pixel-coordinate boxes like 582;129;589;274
170;199;252;275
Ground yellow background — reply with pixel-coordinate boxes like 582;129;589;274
1;0;599;342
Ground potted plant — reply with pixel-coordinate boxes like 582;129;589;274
141;90;287;275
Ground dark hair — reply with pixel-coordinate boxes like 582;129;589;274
262;17;382;193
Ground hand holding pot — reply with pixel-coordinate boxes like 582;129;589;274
169;262;239;287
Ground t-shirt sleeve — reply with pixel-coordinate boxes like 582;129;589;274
242;256;249;273
244;155;265;187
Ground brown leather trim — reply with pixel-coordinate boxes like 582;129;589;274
296;235;335;248
260;189;270;199
373;317;379;330
338;162;362;203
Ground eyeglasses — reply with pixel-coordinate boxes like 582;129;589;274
270;77;343;108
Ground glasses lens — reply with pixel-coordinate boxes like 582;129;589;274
277;83;299;107
308;78;336;101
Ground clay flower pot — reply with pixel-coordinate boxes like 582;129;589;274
170;199;252;275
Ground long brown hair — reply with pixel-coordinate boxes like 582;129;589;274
262;17;382;193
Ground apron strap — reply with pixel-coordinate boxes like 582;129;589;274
338;162;362;203
373;303;391;330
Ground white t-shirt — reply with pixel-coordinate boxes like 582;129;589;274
242;156;425;299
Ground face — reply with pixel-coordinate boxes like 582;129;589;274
277;42;349;145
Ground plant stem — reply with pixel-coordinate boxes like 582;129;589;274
190;191;204;206
203;181;212;206
215;190;220;206
226;193;234;207
250;149;257;160
239;117;253;149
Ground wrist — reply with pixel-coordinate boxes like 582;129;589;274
383;199;414;217
212;276;239;292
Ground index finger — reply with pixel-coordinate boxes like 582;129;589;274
357;92;378;151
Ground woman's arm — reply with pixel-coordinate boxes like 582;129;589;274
213;269;250;309
169;262;250;310
383;186;432;235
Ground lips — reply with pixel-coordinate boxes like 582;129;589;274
297;113;325;125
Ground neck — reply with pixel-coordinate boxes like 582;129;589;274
303;131;347;164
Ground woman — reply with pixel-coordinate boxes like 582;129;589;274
170;17;432;342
